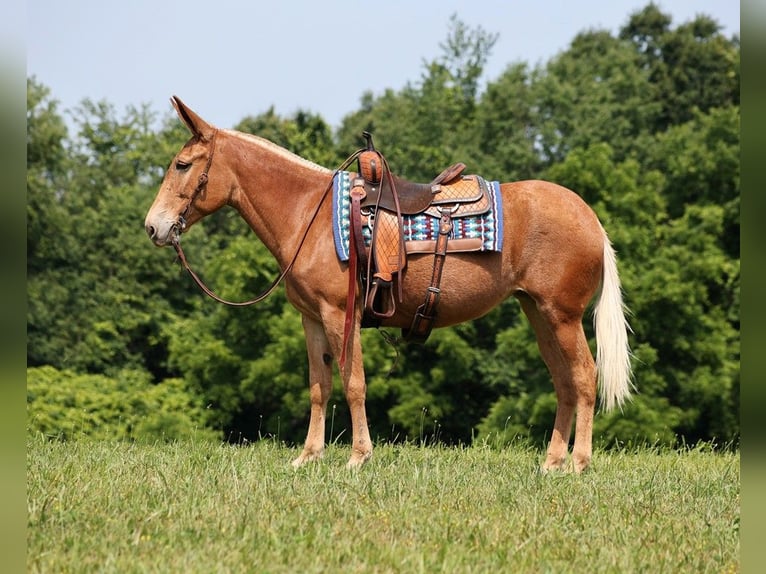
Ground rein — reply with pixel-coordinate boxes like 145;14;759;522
171;135;365;307
172;237;289;306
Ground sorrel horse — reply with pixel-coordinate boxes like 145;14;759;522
145;96;632;473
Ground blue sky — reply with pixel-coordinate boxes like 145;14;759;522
26;1;739;130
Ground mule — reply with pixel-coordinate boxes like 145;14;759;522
145;96;633;473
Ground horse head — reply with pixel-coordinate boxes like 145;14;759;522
144;96;231;246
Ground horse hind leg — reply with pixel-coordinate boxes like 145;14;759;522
518;294;597;473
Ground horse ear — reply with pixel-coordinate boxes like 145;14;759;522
170;96;215;141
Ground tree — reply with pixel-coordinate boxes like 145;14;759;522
27;78;71;274
27;91;193;375
532;29;660;164
620;3;740;130
646;106;740;257
235;108;339;167
336;14;498;180
473;63;545;181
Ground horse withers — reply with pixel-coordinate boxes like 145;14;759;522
144;96;633;473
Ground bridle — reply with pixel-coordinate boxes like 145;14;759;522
169;130;365;306
170;129;293;306
174;129;218;236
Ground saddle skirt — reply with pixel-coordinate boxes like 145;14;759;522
332;171;504;261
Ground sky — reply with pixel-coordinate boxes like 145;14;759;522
26;1;740;131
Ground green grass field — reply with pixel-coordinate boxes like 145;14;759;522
27;436;739;573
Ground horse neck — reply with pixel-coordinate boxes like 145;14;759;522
222;131;332;269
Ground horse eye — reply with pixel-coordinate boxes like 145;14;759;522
175;160;191;171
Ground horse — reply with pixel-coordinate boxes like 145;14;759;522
145;96;633;473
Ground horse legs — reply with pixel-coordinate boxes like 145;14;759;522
292;315;334;467
292;313;373;469
518;295;597;473
339;320;373;468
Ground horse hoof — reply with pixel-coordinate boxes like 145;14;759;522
541;454;569;474
291;449;324;468
572;457;592;474
346;450;372;469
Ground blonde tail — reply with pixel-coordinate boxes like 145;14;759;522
593;230;634;411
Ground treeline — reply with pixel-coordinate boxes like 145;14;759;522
27;5;739;448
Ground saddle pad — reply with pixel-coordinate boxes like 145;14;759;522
332;171;503;262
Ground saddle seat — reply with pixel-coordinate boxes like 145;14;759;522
356;165;494;269
360;162;469;214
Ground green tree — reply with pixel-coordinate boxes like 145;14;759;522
235;108;339;167
532;29;659;164
473;63;545;181
646;106;740;257
160;232;307;438
27;78;71;274
620;3;740;130
27;89;192;375
336;14;498;180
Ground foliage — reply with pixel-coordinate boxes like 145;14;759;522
234;108;340;167
27;80;193;376
27;438;740;573
26;4;739;448
619;3;739;130
27;366;217;442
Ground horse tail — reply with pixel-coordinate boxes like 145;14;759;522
593;228;633;411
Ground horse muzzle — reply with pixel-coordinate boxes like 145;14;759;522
144;214;182;247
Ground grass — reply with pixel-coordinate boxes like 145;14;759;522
27;435;739;573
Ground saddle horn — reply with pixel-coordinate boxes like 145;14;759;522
359;132;383;185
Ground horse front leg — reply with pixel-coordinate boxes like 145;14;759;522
332;311;372;468
292;315;334;467
342;333;373;468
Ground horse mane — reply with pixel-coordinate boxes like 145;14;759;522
224;130;331;174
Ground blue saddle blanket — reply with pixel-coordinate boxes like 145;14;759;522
331;171;503;261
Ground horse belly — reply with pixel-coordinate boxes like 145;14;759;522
382;251;513;329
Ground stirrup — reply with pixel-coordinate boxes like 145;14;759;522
365;276;396;319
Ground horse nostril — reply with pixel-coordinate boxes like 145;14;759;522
146;224;156;239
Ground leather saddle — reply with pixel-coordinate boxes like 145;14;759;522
346;133;492;343
360;163;468;214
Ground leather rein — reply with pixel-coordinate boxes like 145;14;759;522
170;129;364;307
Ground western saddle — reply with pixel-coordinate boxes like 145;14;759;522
340;133;493;365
